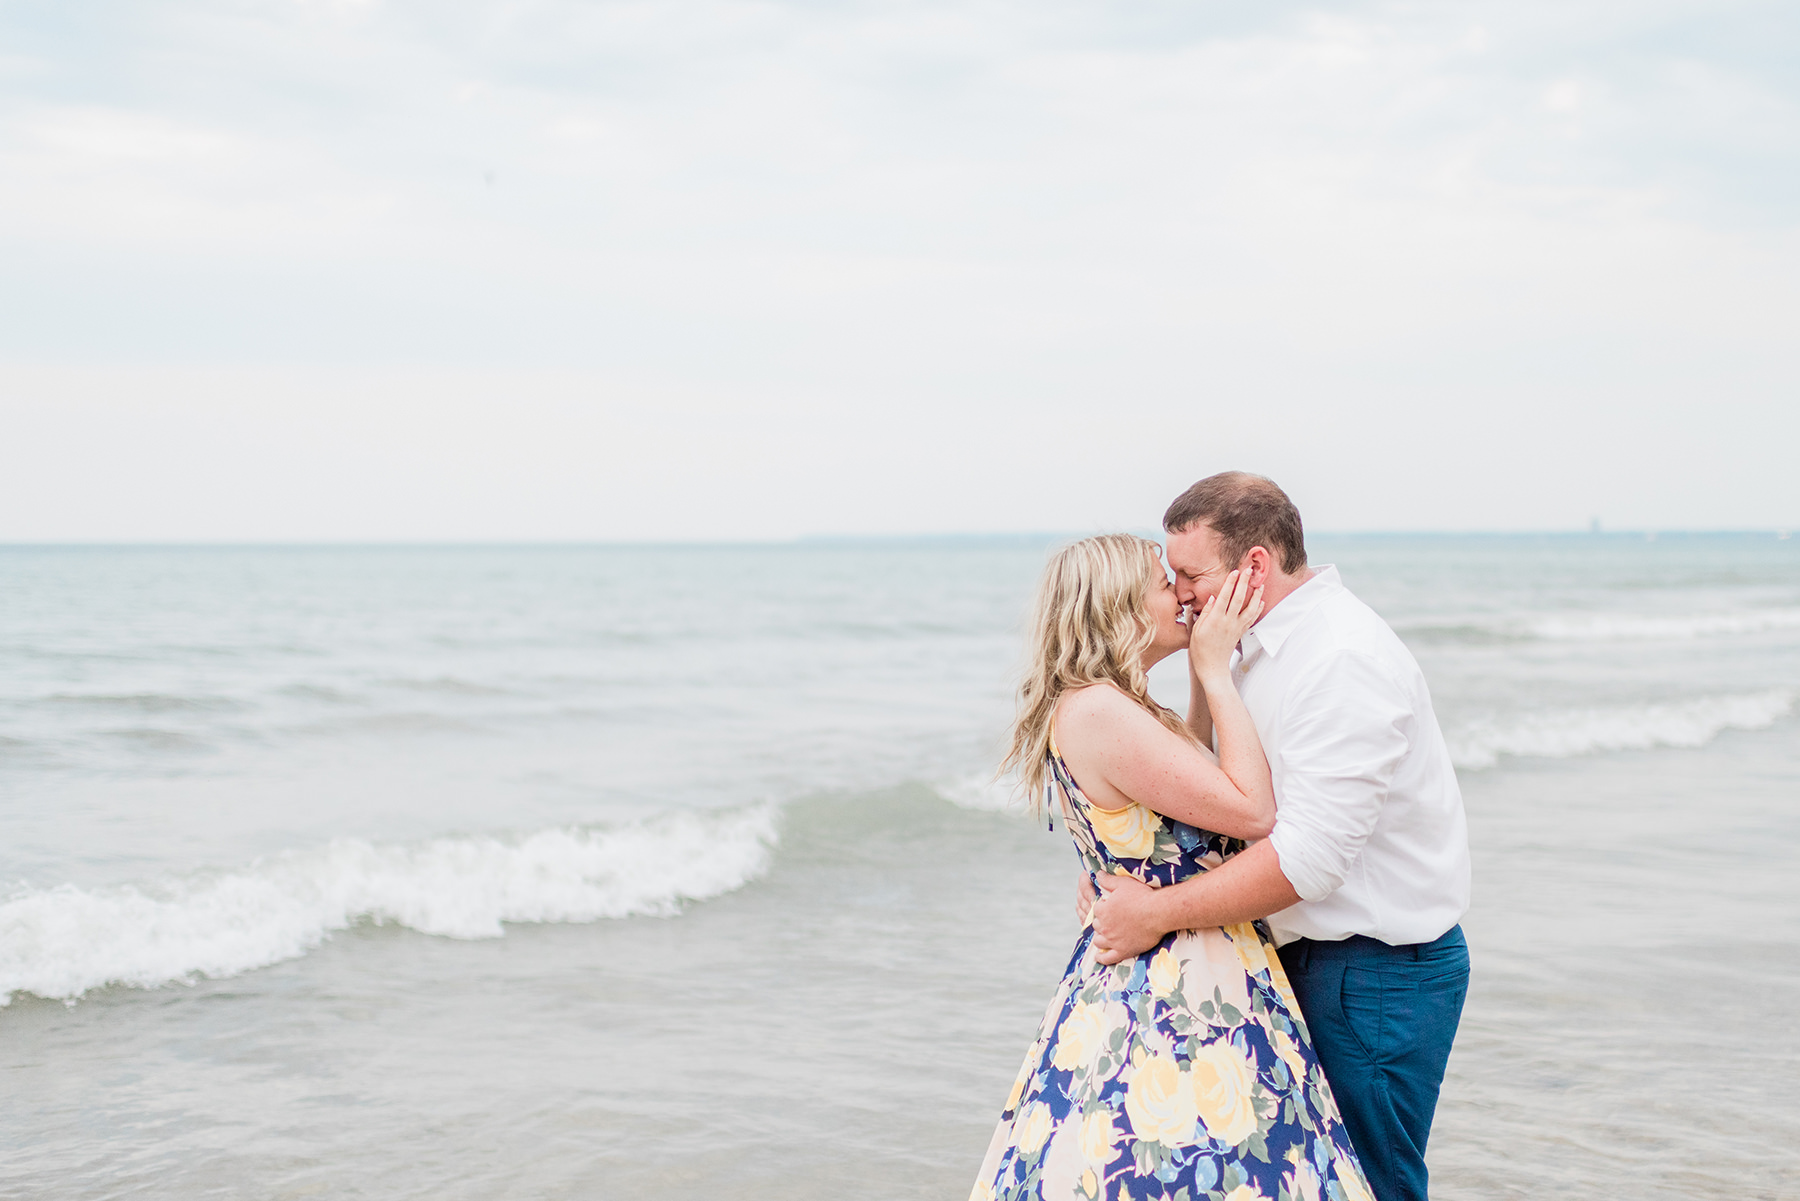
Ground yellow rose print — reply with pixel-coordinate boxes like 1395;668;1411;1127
1271;1026;1311;1092
1283;1159;1323;1201
1336;1159;1377;1201
1188;1038;1261;1146
1016;1102;1054;1154
1147;947;1182;999
1078;1108;1121;1163
1004;1071;1025;1114
967;747;1381;1201
1226;922;1273;980
1123;1052;1200;1146
1053;1001;1106;1072
1086;801;1159;858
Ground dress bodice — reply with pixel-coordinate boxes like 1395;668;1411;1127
1047;741;1244;889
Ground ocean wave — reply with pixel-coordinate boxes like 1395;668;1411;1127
1447;689;1794;771
1403;608;1800;644
45;691;242;713
99;727;214;753
291;712;491;738
276;683;363;704
1526;610;1800;641
0;806;778;1007
384;676;515;697
937;771;1024;812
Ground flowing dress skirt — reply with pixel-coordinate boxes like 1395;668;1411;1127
970;752;1375;1201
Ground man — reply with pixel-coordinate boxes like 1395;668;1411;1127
1082;471;1471;1201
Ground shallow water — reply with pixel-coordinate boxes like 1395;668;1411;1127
2;535;1796;1198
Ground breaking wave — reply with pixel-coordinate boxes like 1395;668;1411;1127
937;771;1025;812
1447;690;1794;771
0;806;778;1006
1523;609;1800;641
1403;608;1800;645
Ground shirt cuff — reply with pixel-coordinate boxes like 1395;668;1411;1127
1267;822;1340;903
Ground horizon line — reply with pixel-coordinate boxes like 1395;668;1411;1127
0;527;1793;550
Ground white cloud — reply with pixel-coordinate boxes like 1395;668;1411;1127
0;0;1795;537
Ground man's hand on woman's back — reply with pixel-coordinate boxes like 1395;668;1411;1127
1088;874;1166;965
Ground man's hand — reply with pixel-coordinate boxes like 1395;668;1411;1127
1075;873;1097;926
1089;874;1168;965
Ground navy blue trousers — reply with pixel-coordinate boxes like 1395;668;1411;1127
1276;926;1469;1201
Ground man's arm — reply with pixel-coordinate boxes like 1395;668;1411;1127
1088;842;1299;964
1084;650;1412;963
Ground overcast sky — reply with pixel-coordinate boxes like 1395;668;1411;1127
2;0;1796;540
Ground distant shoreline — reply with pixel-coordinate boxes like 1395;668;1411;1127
0;529;1792;551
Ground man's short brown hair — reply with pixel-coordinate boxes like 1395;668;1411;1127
1162;472;1308;574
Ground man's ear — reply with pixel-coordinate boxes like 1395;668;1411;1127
1243;546;1272;588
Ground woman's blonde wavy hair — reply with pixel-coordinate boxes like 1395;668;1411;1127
1001;533;1195;810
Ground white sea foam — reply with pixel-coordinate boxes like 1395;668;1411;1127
1524;609;1800;641
1447;690;1795;771
937;770;1028;812
1404;608;1800;644
0;806;778;1006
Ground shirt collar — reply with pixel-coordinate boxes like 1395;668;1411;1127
1238;565;1341;663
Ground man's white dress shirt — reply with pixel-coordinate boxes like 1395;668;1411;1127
1237;566;1471;947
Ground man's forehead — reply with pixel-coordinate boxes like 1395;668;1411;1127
1164;525;1223;573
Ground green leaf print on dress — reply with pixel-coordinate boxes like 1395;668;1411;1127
969;748;1376;1201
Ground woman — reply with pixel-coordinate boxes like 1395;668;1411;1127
970;534;1373;1201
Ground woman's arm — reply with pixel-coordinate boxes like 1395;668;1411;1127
1186;652;1215;750
1186;570;1271;825
1057;573;1272;840
1056;690;1275;841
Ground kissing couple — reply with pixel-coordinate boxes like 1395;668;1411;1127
970;473;1471;1201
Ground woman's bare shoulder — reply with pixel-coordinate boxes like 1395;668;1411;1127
1055;682;1161;737
1056;681;1128;720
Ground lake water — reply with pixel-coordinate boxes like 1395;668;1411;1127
1;534;1796;1199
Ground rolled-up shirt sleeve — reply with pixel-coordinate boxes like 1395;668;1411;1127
1265;650;1412;903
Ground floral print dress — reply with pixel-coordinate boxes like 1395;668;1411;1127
970;744;1374;1201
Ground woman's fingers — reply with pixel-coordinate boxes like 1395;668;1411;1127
1205;570;1239;627
1189;594;1216;647
1228;569;1251;618
1199;573;1239;628
1205;572;1232;624
1225;574;1260;623
1190;568;1265;664
1246;586;1265;624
